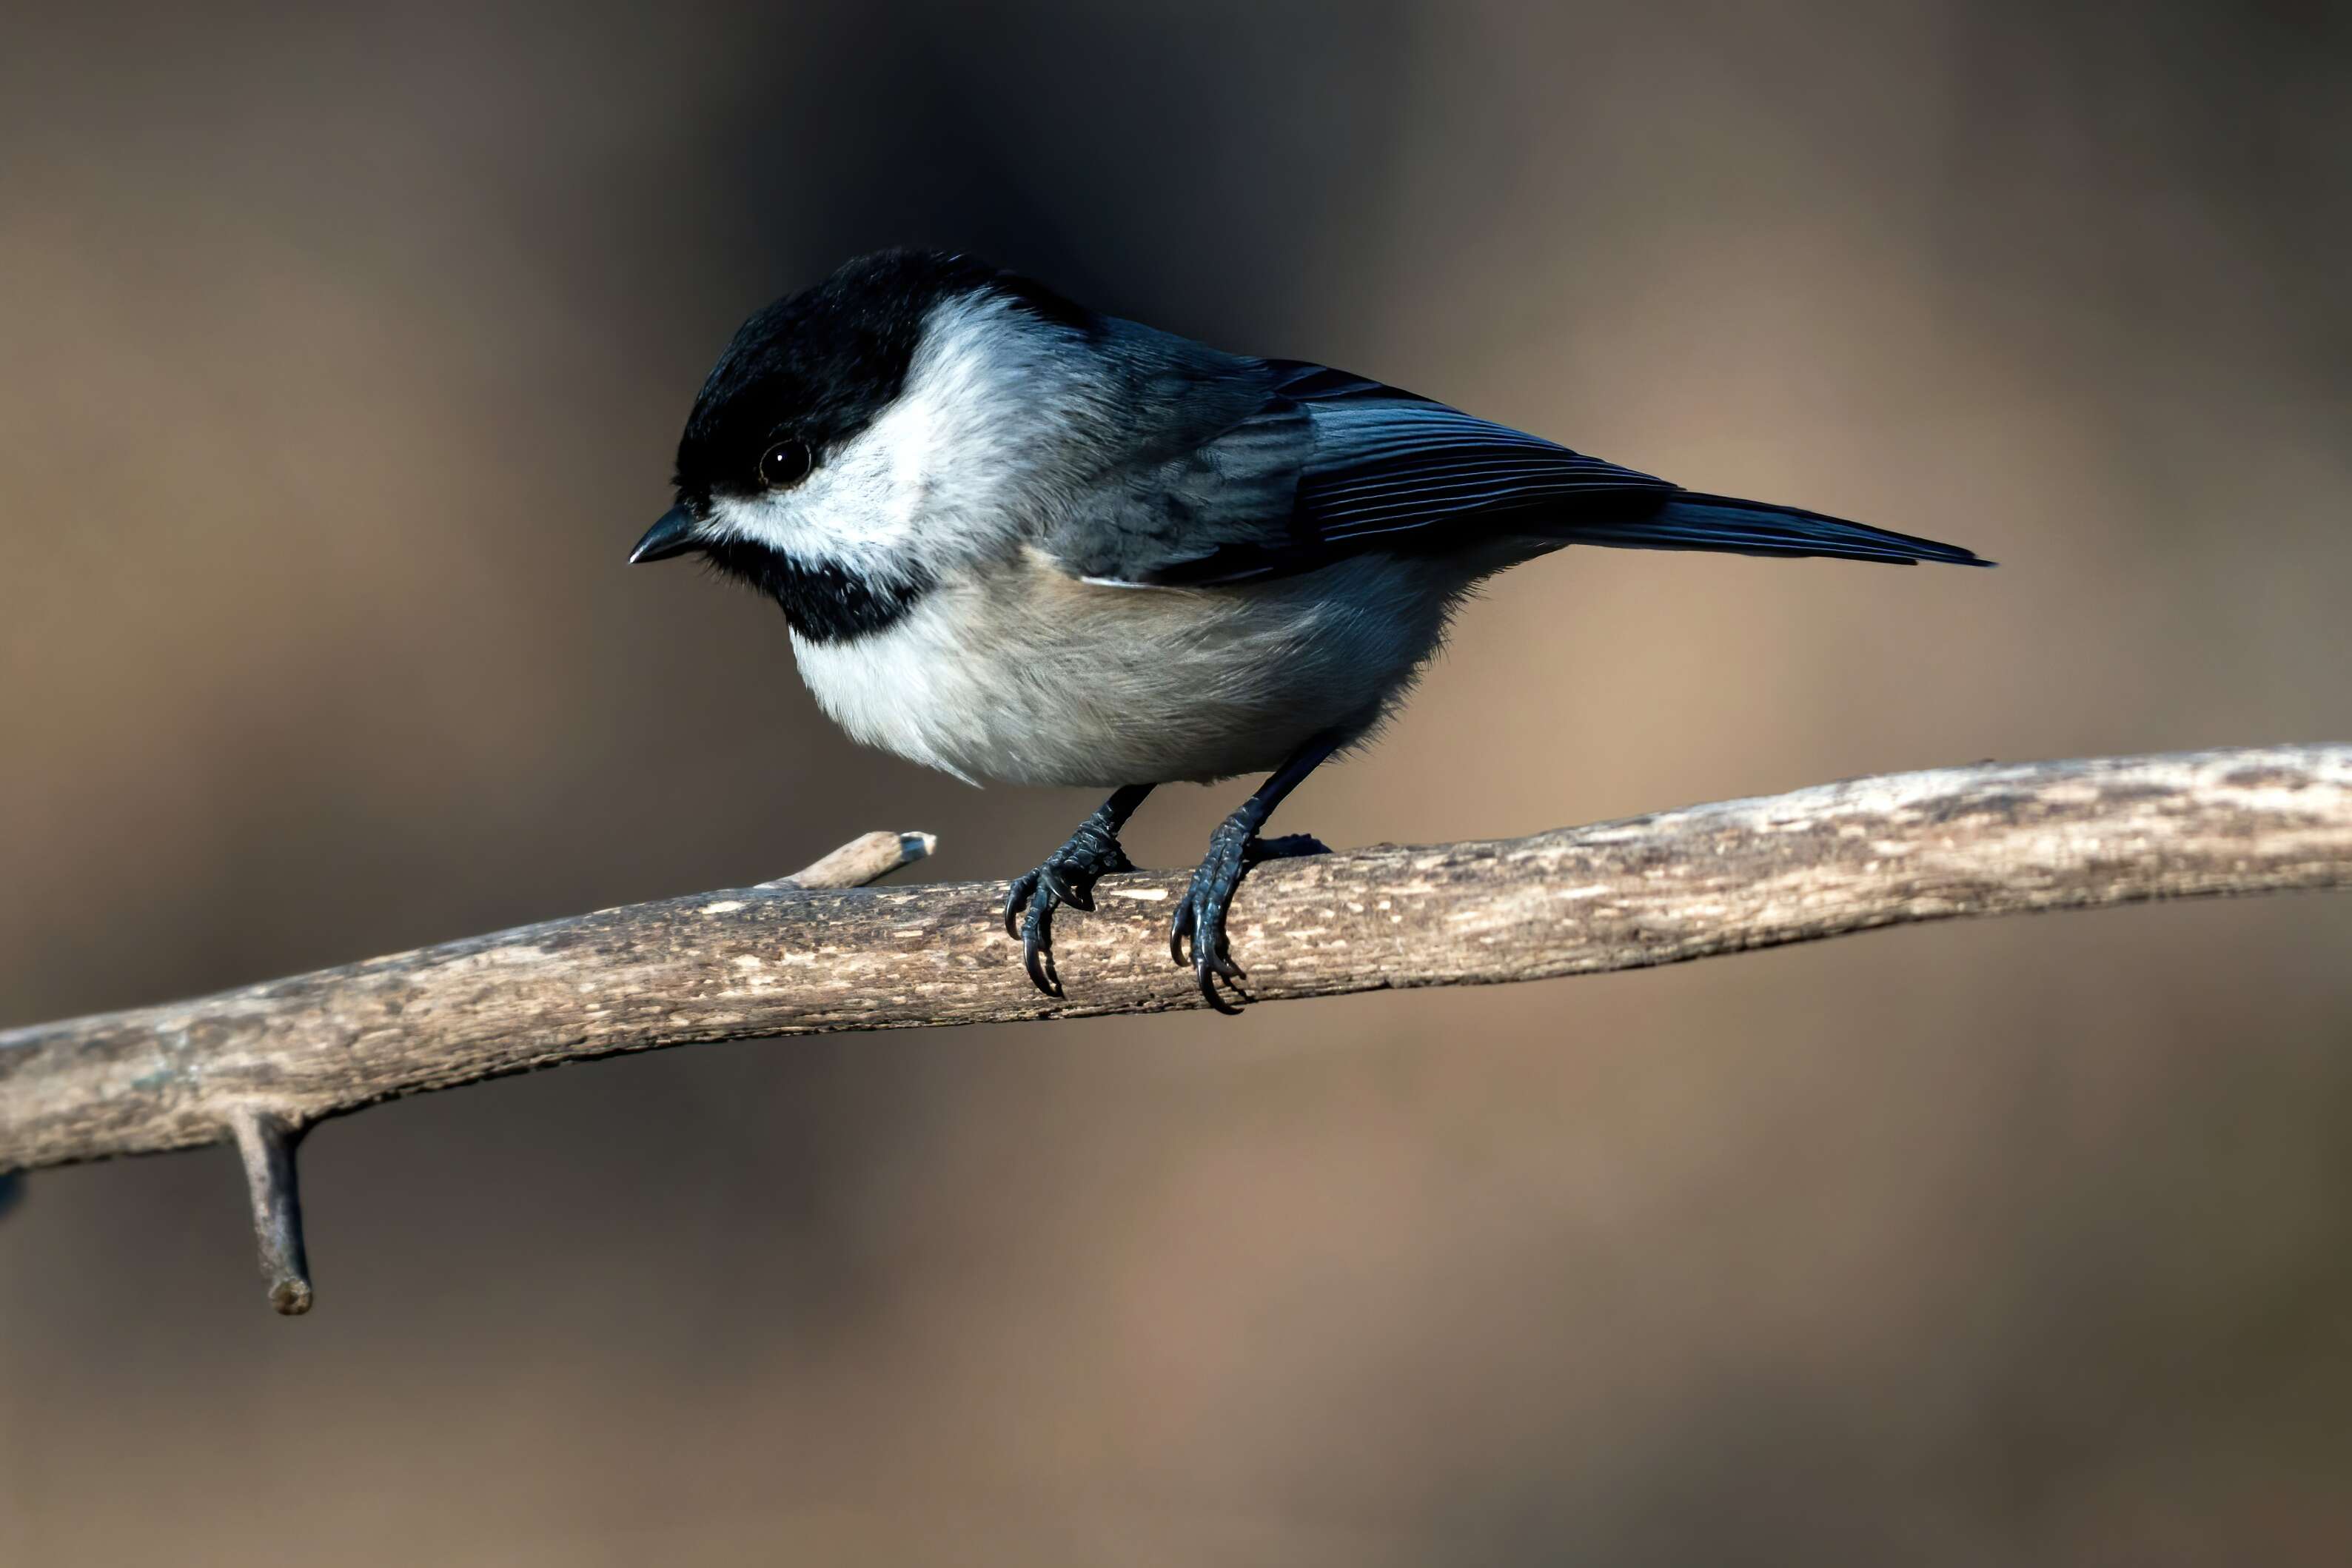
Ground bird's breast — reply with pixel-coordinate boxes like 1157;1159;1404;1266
789;552;1470;787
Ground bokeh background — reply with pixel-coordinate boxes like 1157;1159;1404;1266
4;1;2350;1562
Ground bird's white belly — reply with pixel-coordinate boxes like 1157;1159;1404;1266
790;553;1471;787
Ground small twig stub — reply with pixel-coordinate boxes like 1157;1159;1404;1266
760;830;937;891
229;1110;312;1315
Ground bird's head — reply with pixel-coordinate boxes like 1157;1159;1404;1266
631;248;1099;642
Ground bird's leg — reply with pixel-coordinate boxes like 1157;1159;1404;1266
1006;783;1155;997
1170;736;1341;1013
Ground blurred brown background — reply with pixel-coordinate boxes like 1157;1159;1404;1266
4;1;2350;1562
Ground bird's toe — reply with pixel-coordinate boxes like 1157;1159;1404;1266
1002;871;1039;939
1020;885;1063;997
1250;832;1330;862
1037;861;1096;911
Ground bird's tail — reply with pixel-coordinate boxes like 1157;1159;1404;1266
1564;492;1992;568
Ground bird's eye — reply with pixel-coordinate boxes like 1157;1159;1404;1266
758;440;813;489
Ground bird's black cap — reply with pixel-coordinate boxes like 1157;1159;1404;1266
668;249;1092;516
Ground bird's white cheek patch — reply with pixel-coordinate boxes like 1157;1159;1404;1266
708;454;914;583
703;291;1067;582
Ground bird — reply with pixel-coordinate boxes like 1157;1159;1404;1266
631;249;1989;1012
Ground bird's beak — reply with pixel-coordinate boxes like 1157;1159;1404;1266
629;506;701;564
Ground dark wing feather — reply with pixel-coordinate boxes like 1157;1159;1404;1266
1101;363;1672;586
1297;401;1673;538
1049;358;1986;587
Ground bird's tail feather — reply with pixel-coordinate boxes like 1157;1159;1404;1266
1562;492;1991;568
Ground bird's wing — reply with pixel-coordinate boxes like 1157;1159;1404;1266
1265;362;1683;574
1046;359;1985;587
1047;360;1674;588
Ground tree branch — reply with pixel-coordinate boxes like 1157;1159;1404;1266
4;746;2349;1309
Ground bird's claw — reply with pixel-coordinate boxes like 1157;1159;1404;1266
1002;874;1036;941
1008;815;1134;998
1167;816;1329;1013
1036;860;1096;911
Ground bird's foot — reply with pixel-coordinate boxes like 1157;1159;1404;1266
1167;821;1330;1013
1005;808;1137;997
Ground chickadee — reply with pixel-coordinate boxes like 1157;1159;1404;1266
632;249;1988;1012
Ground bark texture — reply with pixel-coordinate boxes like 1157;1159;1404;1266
5;746;2349;1180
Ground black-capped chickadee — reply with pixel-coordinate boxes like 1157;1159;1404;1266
632;249;1989;1011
